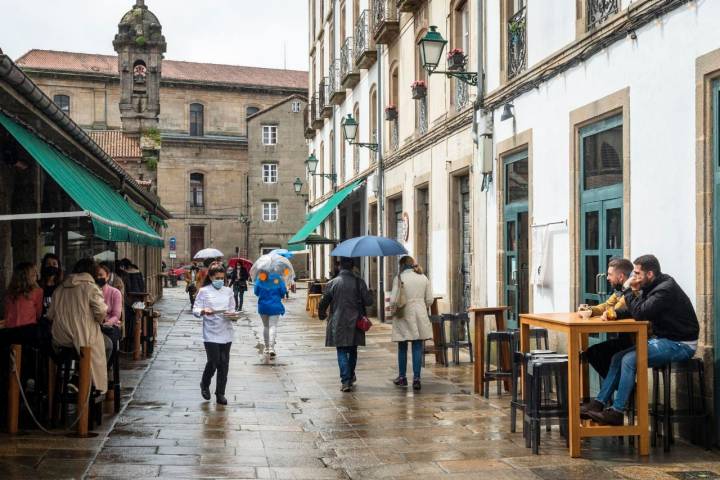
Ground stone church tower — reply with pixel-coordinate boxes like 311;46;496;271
113;0;166;134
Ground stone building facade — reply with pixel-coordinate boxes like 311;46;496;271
16;0;307;265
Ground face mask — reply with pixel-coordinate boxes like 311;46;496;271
95;278;107;288
212;280;224;290
42;266;59;277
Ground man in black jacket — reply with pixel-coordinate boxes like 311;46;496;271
586;255;698;426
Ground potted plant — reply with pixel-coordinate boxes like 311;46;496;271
508;17;525;44
411;80;427;99
385;105;398;121
447;48;466;71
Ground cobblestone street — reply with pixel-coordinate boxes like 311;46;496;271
2;285;720;479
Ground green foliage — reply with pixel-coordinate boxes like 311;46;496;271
146;156;158;171
144;127;161;144
135;35;146;46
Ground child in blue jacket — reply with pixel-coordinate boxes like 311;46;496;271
254;271;287;357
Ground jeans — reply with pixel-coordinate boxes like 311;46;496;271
202;342;232;395
233;286;246;311
261;315;279;347
336;346;358;385
596;337;695;411
398;340;423;379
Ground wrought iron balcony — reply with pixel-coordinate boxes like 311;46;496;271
328;60;346;105
372;0;399;44
187;201;205;215
318;78;333;118
507;7;527;80
340;37;360;89
311;94;324;129
354;10;377;69
587;0;619;30
397;0;421;12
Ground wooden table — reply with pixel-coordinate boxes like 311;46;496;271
468;306;510;394
519;312;649;458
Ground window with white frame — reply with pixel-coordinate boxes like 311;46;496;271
262;125;278;145
262;163;278;183
262;201;278;222
291;101;301;113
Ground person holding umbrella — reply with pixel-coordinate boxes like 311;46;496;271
318;256;373;392
250;253;293;357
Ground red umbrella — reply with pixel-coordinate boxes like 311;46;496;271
228;257;253;271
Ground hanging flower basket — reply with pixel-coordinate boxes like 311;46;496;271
384;105;398;121
411;80;427;100
447;49;466;71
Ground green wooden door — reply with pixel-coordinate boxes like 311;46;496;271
580;198;623;306
503;150;529;329
712;79;720;440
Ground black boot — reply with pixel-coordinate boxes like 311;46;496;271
200;382;210;401
216;394;228;405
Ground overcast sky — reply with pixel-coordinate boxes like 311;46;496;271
0;0;309;71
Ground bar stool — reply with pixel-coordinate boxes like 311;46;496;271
524;356;569;454
424;315;449;366
651;358;710;452
444;313;473;365
484;330;513;397
509;345;558;433
52;348;103;430
529;328;549;350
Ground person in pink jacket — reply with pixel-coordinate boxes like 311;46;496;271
96;263;123;361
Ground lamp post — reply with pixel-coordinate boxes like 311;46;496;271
341;114;378;152
418;26;478;86
304;153;337;183
293;177;304;195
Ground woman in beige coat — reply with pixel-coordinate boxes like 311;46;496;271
49;258;109;393
389;256;433;390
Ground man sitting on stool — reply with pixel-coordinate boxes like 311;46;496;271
584;255;699;426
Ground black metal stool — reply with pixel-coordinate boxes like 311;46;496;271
524;356;569;454
651;358;709;452
443;313;474;365
510;346;559;433
484;330;513;398
529;328;549;350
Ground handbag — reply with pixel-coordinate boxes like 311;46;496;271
354;276;372;332
391;273;407;316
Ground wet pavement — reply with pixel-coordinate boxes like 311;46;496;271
2;285;720;479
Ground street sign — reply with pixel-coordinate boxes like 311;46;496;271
169;236;176;251
169;251;177;259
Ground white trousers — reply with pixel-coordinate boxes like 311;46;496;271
261;315;279;347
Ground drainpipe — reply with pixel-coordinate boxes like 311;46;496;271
377;43;386;322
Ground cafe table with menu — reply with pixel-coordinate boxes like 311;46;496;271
519;312;650;458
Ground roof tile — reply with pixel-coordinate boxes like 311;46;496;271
87;130;142;159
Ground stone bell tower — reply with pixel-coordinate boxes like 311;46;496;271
113;0;166;134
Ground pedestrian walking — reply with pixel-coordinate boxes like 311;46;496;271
193;263;236;405
229;264;249;311
389;256;433;390
318;257;373;392
254;270;287;357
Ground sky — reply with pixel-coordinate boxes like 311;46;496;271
0;0;309;71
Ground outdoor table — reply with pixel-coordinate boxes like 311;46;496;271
468;306;510;394
519;312;649;458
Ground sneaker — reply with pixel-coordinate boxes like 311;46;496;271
580;399;604;420
340;384;353;392
350;374;357;385
393;376;408;387
200;382;210;401
216;394;228;405
412;379;421;391
587;408;624;426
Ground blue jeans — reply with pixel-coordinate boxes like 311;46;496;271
398;340;424;380
596;337;695;411
336;346;358;385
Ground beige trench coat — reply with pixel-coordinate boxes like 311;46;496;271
49;273;108;393
390;269;433;342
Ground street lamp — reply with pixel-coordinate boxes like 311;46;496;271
293;177;303;194
418;26;478;86
500;103;515;121
304;153;337;183
341;114;378;152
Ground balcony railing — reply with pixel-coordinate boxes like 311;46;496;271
187;201;205;215
340;37;360;89
319;78;332;118
397;0;422;13
328;60;346;105
354;10;377;69
587;0;619;29
372;0;399;44
507;7;527;80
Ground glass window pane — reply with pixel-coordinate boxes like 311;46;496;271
583;125;622;190
585;256;599;294
585;211;599;250
505;158;528;204
606;207;621;250
506;220;516;252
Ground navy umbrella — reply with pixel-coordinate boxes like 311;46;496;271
331;235;408;257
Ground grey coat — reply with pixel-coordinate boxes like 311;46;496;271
318;270;373;347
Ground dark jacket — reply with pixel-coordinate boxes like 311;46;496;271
229;267;249;291
623;273;699;342
318;270;373;347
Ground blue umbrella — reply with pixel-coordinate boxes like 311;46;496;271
331;235;408;257
269;248;294;259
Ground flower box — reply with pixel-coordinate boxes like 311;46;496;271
384;106;398;121
411;81;427;100
447;49;466;71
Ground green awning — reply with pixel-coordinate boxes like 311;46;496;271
0;112;164;247
150;214;168;228
287;179;364;248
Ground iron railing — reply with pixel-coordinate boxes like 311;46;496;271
587;0;619;29
507;7;527;80
372;0;398;38
319;78;330;108
329;60;342;98
354;10;374;65
340;37;356;81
